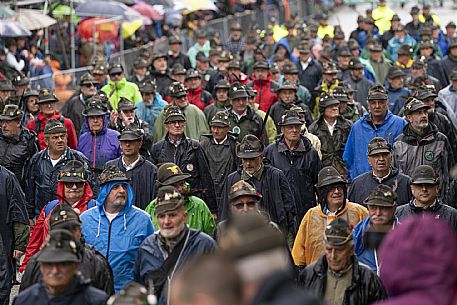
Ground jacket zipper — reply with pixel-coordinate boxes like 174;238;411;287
92;136;97;168
106;221;113;260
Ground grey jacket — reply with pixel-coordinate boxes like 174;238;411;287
392;123;452;198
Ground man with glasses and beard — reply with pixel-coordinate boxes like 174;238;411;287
134;186;216;305
393;97;452;199
81;166;154;292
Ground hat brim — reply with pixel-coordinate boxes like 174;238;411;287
0;114;21;121
229;191;262;202
118;106;137;111
237;151;263;159
316;177;347;188
154;200;184;216
109;68;123;75
164;115;186;124
160;173;191;186
230;92;250;99
406;104;430;115
365;199;395;207
59;176;86;183
100;177;130;186
118;134;143;141
411;178;438;185
82;110;107;117
37;98;58;104
368;148;391;156
210;121;229;127
279;119;303;126
37;250;80;263
44;127;67;135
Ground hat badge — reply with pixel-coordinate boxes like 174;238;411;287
167;165;180;175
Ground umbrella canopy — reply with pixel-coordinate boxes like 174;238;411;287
0;4;16;19
0;20;32;37
132;2;164;21
144;0;174;7
122;19;142;38
76;1;145;21
8;9;57;31
178;0;218;13
77;18;120;43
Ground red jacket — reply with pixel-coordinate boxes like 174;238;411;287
252;74;279;112
187;87;214;111
26;111;78;150
19;181;94;272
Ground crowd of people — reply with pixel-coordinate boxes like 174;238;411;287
2;0;457;305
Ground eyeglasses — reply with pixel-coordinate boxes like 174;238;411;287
232;201;257;210
64;182;85;188
329;185;344;192
110;72;122;77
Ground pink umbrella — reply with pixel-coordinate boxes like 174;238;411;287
132;2;164;21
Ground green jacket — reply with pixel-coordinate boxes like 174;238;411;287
101;78;143;111
153;104;209;143
145;195;216;235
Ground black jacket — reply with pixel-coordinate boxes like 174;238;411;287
0;128;39;186
219;162;297;235
200;134;239;206
426;57;448;88
264;135;321;222
23;148;93;219
61;93;89;136
13;273;107;305
250;270;324;305
151;135;217;213
298;256;387;305
348;168;412;206
429;111;457;163
20;243;115;296
168;52;192;70
0;166;28;304
297;59;323;94
396;200;457;232
442;55;457;83
149;70;173;97
105;156;157;210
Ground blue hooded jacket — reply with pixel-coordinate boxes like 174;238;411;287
80;181;154;292
343;111;407;181
271;39;298;63
135;93;167;129
77;115;121;171
354;216;399;274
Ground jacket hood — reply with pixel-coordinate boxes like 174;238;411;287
378;215;457;300
83;114;109;135
402;122;438;142
252;71;273;84
353;217;371;256
56;181;94;212
273;38;298;63
96;181;135;214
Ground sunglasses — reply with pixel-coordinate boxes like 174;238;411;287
82;83;95;88
232;201;257;210
110;72;122;77
64;182;85;188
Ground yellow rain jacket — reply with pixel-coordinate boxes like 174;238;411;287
291;200;368;266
